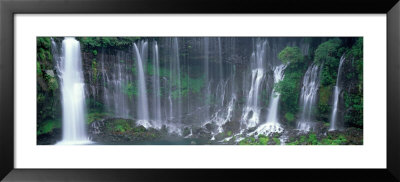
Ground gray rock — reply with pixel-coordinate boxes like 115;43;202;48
45;70;55;77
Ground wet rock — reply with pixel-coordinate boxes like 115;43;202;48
222;121;241;134
37;128;62;145
182;127;191;137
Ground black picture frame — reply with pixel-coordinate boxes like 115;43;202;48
1;0;399;181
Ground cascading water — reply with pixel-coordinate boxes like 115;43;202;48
204;37;211;123
133;41;151;128
329;54;346;131
165;37;182;134
251;64;286;135
152;41;162;129
297;64;320;131
241;40;267;128
57;37;91;144
100;50;132;119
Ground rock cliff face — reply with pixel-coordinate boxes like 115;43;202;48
37;37;363;145
78;38;311;128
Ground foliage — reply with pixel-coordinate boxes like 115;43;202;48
37;93;45;103
122;82;138;99
284;112;295;123
37;119;61;135
86;112;112;124
106;119;132;133
37;37;62;127
37;37;51;49
344;91;363;128
77;37;141;51
321;134;347;145
91;59;98;83
308;133;318;145
315;38;343;87
45;73;59;91
37;48;52;63
259;137;268;145
343;38;363;128
238;135;271;145
37;62;42;76
278;46;304;64
275;46;307;121
171;73;205;99
272;137;281;145
286;133;348;145
314;38;342;64
317;86;332;119
37;37;53;65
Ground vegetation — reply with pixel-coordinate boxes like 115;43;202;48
37;119;61;135
36;37;363;145
286;133;348;145
171;73;204;99
275;46;307;125
122;82;138;99
106;119;132;133
77;37;141;51
278;46;304;64
37;37;62;134
86;112;113;124
343;38;363;128
91;59;98;83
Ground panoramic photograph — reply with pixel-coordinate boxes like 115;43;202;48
36;37;363;145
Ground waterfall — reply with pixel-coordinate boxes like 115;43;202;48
241;40;267;128
297;64;320;131
100;50;131;119
57;37;91;144
250;64;286;135
133;41;151;128
152;41;162;129
164;37;182;134
204;37;211;122
329;55;346;131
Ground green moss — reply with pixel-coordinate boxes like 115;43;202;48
147;62;154;76
92;59;98;82
272;137;281;145
321;134;347;145
37;62;42;76
133;125;147;133
171;73;204;99
45;74;59;91
318;86;332;115
78;37;141;51
37;119;61;135
226;131;232;137
299;135;306;144
308;133;318;145
86;112;112;124
259;137;269;145
239;135;269;145
284;112;295;123
122;82;138;99
106;119;132;133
